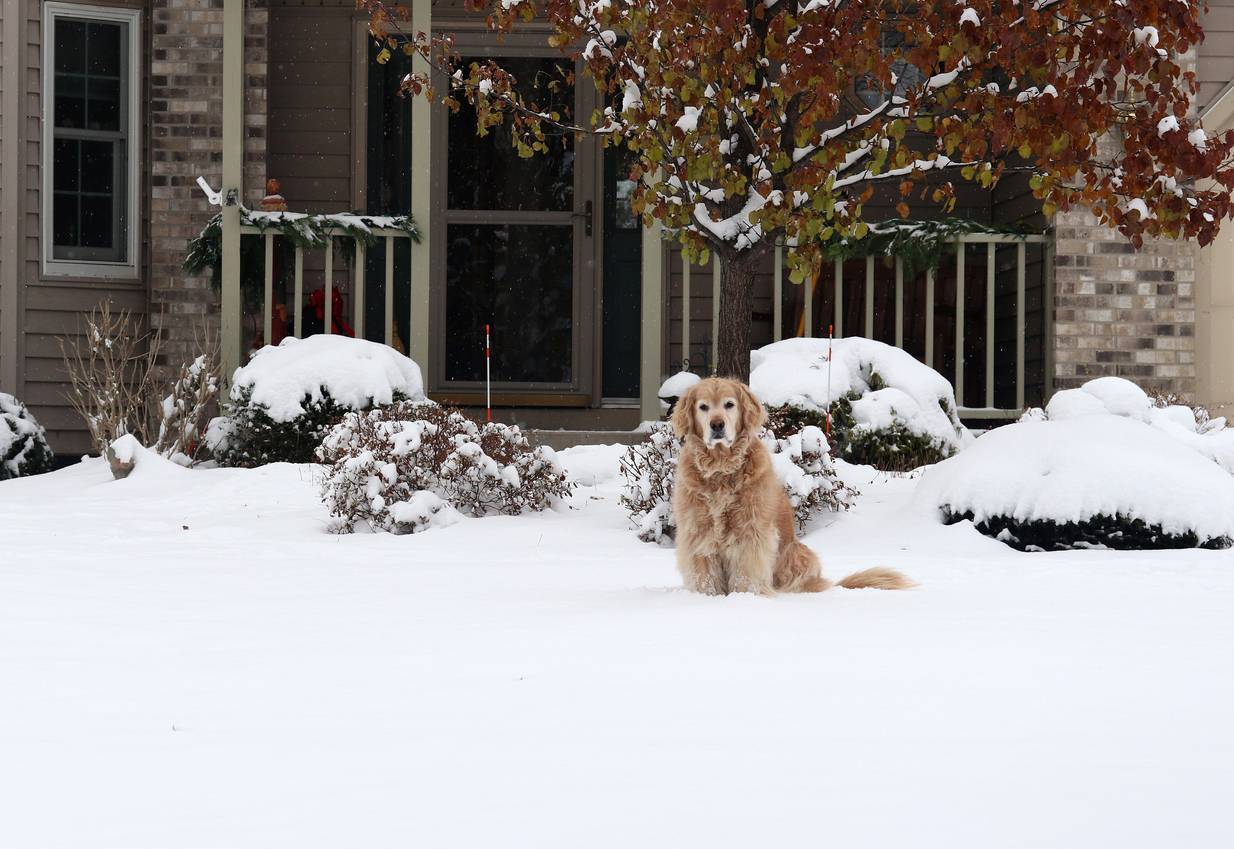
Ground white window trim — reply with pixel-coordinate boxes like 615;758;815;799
41;2;141;279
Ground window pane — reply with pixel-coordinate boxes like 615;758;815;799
446;223;573;383
54;74;85;129
447;57;574;212
80;195;113;248
87;22;122;76
87;77;121;132
55;20;86;73
53;194;79;248
81;141;114;194
53;139;80;191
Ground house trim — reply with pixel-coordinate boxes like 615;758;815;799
0;0;22;393
39;2;143;281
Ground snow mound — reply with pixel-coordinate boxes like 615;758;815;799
750;337;970;455
657;371;701;402
916;415;1234;549
388;491;463;534
229;335;426;422
1;392;54;481
1039;377;1234;474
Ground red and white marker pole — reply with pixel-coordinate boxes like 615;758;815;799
485;323;492;422
826;323;834;436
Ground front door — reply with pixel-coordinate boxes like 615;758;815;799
436;45;595;402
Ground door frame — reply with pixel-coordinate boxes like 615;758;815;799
427;29;599;405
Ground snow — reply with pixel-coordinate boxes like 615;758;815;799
1157;115;1180;136
916;415;1234;544
959;7;980;26
1041;377;1234;474
657;370;701;400
229;335;426;421
750;337;970;452
3;448;1234;847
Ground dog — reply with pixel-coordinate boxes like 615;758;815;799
670;377;915;596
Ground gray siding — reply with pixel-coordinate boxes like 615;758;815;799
1200;2;1234;111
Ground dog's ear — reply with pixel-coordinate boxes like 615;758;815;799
670;384;698;438
737;382;767;435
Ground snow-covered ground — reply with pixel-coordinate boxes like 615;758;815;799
3;447;1233;848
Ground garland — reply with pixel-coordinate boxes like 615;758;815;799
184;209;421;309
818;219;1040;276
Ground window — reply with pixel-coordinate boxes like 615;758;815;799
42;3;140;277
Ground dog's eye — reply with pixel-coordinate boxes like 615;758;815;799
698;403;709;412
724;400;736;410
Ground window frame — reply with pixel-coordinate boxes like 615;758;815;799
41;2;141;279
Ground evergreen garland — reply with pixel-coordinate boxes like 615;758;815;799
817;219;1040;276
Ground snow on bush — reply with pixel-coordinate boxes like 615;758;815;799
210;335;427;467
916;415;1234;551
1030;377;1234;474
316;402;573;534
619;421;857;543
0;393;54;481
749;337;970;470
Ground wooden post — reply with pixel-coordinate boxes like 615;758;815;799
639;222;665;422
409;0;433;380
220;0;245;384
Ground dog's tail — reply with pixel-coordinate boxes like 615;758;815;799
836;567;917;591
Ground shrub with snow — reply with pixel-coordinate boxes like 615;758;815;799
750;337;970;471
316;402;574;534
1027;376;1234;474
619;421;857;543
210;335;427;467
916;415;1234;551
0;393;54;481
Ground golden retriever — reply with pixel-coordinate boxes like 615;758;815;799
670;377;915;596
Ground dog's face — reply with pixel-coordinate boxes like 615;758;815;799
671;377;766;449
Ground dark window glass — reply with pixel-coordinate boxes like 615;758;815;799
51;15;128;264
447;57;574;212
446;223;573;383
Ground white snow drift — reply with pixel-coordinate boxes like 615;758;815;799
1043;376;1234;473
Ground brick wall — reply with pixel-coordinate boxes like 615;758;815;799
1052;212;1197;397
149;0;267;373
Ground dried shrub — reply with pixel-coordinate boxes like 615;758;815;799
316;402;575;533
1145;386;1224;433
619;421;858;544
0;393;54;481
59;302;219;476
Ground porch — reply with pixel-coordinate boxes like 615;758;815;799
211;0;1053;429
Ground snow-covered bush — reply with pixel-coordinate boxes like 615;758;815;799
1027;377;1234;474
618;421;857;543
316;402;574;533
750;337;970;471
0;393;54;481
210;335;427;467
916;415;1234;551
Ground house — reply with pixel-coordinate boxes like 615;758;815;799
1;0;1232;456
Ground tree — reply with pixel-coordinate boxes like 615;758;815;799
364;0;1234;380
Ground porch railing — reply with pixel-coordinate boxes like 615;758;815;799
240;224;417;349
677;233;1052;418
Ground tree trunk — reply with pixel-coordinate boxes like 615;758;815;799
714;248;764;383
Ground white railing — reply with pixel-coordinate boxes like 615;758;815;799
240;224;417;348
677;233;1052;417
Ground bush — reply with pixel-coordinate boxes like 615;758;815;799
1;393;54;481
943;508;1232;552
209;335;426;467
211;385;410;467
316;402;575;533
619;422;857;543
752;338;968;472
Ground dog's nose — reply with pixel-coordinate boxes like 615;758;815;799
709;420;725;435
